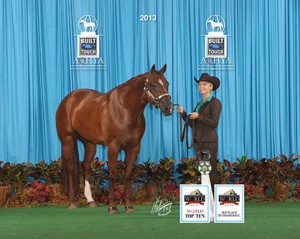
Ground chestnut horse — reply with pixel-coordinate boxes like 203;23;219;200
56;64;173;213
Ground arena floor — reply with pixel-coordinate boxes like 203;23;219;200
0;202;299;239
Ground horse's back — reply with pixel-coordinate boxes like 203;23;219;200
68;88;103;99
57;89;104;115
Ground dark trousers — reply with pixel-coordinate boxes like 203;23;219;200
194;141;220;194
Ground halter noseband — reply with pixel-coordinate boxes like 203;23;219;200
144;78;170;108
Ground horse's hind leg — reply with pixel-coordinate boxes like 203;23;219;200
123;143;141;212
61;136;80;209
82;141;97;208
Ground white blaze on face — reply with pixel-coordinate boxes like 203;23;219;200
84;180;94;203
159;79;163;86
158;79;167;92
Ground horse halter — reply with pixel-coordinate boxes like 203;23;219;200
144;78;170;108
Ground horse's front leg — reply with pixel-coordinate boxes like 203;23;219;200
107;145;119;214
124;143;141;212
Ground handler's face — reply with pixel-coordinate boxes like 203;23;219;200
198;81;213;94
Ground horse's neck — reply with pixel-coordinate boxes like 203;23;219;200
116;73;148;116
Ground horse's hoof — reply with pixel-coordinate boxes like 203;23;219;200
68;202;77;209
108;206;119;214
125;205;135;213
87;201;97;208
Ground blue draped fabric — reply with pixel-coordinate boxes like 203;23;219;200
0;0;299;164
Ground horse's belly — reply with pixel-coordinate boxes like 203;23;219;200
76;127;142;148
74;121;108;145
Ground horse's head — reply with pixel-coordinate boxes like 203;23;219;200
144;64;173;116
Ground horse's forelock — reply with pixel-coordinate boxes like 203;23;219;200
149;70;169;85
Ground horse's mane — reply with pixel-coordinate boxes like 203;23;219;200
115;72;148;89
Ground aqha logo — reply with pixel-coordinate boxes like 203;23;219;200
71;15;107;71
77;15;99;58
198;15;234;71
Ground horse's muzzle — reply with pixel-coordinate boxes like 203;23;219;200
159;98;173;116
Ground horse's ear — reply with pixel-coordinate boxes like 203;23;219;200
150;64;156;72
160;64;167;73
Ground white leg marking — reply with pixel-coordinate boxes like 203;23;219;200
84;180;94;203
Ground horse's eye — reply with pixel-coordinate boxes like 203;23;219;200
150;83;158;91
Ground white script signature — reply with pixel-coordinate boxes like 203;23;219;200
151;197;172;216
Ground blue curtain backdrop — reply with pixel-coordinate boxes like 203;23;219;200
0;0;299;164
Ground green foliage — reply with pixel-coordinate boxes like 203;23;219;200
89;157;107;187
217;158;238;184
176;157;200;184
0;161;29;187
156;157;176;183
101;159;140;185
27;160;61;184
1;154;300;207
136;159;159;185
225;154;300;201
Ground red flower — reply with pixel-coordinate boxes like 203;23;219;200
244;184;255;196
28;180;54;204
161;182;180;199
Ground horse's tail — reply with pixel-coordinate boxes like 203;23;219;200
61;140;81;196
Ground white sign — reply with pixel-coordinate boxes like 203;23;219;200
214;184;245;223
180;184;210;223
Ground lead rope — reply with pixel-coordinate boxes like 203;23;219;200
179;117;195;149
173;103;195;149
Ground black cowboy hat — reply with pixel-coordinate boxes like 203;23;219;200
194;73;220;91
